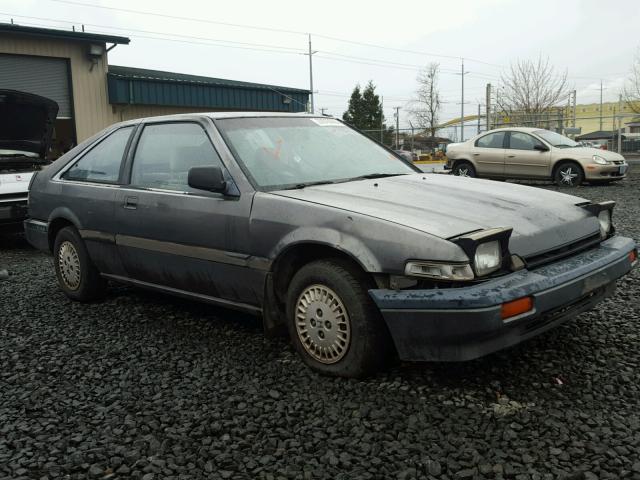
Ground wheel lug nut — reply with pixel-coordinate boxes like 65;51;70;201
325;321;331;329
317;309;323;318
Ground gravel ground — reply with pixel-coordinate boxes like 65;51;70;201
1;172;639;480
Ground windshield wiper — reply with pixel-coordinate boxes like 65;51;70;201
286;180;338;190
347;173;408;181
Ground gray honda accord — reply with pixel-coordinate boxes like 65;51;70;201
25;113;637;377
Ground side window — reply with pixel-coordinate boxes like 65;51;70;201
475;132;506;149
130;123;222;192
63;127;133;183
509;132;542;150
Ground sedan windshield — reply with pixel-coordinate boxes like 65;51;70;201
216;117;416;189
533;130;578;148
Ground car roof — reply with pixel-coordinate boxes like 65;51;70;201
482;127;545;134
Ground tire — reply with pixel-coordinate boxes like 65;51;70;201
53;226;107;302
554;161;584;187
452;161;477;178
286;259;393;378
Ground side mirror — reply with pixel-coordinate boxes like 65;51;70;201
534;144;549;152
188;165;227;193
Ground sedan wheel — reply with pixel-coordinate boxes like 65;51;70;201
58;241;81;290
295;284;351;364
53;226;107;302
554;162;584;187
286;259;393;377
452;161;476;178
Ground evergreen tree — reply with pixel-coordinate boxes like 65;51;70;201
343;81;393;144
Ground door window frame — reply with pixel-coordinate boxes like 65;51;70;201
55;125;138;185
474;131;508;149
122;119;234;197
505;131;546;151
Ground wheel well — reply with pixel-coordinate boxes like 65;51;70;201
47;218;74;251
271;244;369;305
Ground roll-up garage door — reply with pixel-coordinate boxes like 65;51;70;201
0;54;72;118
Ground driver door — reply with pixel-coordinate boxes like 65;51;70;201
114;120;264;307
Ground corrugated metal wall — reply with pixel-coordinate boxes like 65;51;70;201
107;75;308;113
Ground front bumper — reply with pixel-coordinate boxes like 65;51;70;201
0;199;28;230
370;236;637;361
584;163;629;180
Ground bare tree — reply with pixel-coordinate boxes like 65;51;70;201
623;48;640;113
411;62;441;137
497;56;570;127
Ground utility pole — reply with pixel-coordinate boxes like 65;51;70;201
380;96;384;143
477;104;481;134
572;89;577;128
485;83;492;131
457;58;470;141
618;94;623;154
394;107;400;149
599;79;603;131
304;34;317;114
408;120;415;152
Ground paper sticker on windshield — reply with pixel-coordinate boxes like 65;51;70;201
311;118;345;127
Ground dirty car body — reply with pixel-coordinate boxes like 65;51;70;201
25;113;637;375
0;90;58;232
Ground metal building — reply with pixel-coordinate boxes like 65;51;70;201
0;23;310;156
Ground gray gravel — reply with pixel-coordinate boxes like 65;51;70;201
1;172;639;480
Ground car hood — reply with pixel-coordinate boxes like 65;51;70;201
272;174;600;258
0;90;59;158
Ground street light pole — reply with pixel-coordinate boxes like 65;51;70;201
599;79;603;131
394;107;400;149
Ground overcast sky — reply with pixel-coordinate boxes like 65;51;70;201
3;0;639;130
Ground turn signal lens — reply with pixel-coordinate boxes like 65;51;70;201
501;297;533;320
630;250;638;265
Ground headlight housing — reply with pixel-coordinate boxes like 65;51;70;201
404;261;474;281
598;209;612;239
474;240;502;276
592;154;608;165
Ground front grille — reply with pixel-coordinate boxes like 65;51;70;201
523;233;601;269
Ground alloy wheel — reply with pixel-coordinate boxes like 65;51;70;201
58;241;81;290
295;284;351;364
559;167;578;186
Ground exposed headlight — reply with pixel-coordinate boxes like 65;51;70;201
592;154;608;165
598;210;612;238
474;240;502;276
405;261;474;281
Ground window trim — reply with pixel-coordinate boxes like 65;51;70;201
58;125;136;185
506;131;544;151
474;131;508;149
124;120;229;196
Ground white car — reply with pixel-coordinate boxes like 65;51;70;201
0;90;58;232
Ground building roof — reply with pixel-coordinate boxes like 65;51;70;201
0;23;130;45
107;65;309;113
575;130;617;140
108;65;309;94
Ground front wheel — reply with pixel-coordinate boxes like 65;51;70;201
554;162;584;187
452;161;477;178
286;259;392;378
53;226;107;302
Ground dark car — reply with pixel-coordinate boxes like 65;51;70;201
0;90;58;232
25;113;637;377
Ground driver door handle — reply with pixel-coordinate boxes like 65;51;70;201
507;155;516;158
123;196;138;210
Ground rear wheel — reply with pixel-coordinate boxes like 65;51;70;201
452;161;477;178
286;259;392;378
53;226;106;302
554;161;584;187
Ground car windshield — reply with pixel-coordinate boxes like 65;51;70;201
216;117;416;189
533;130;579;148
